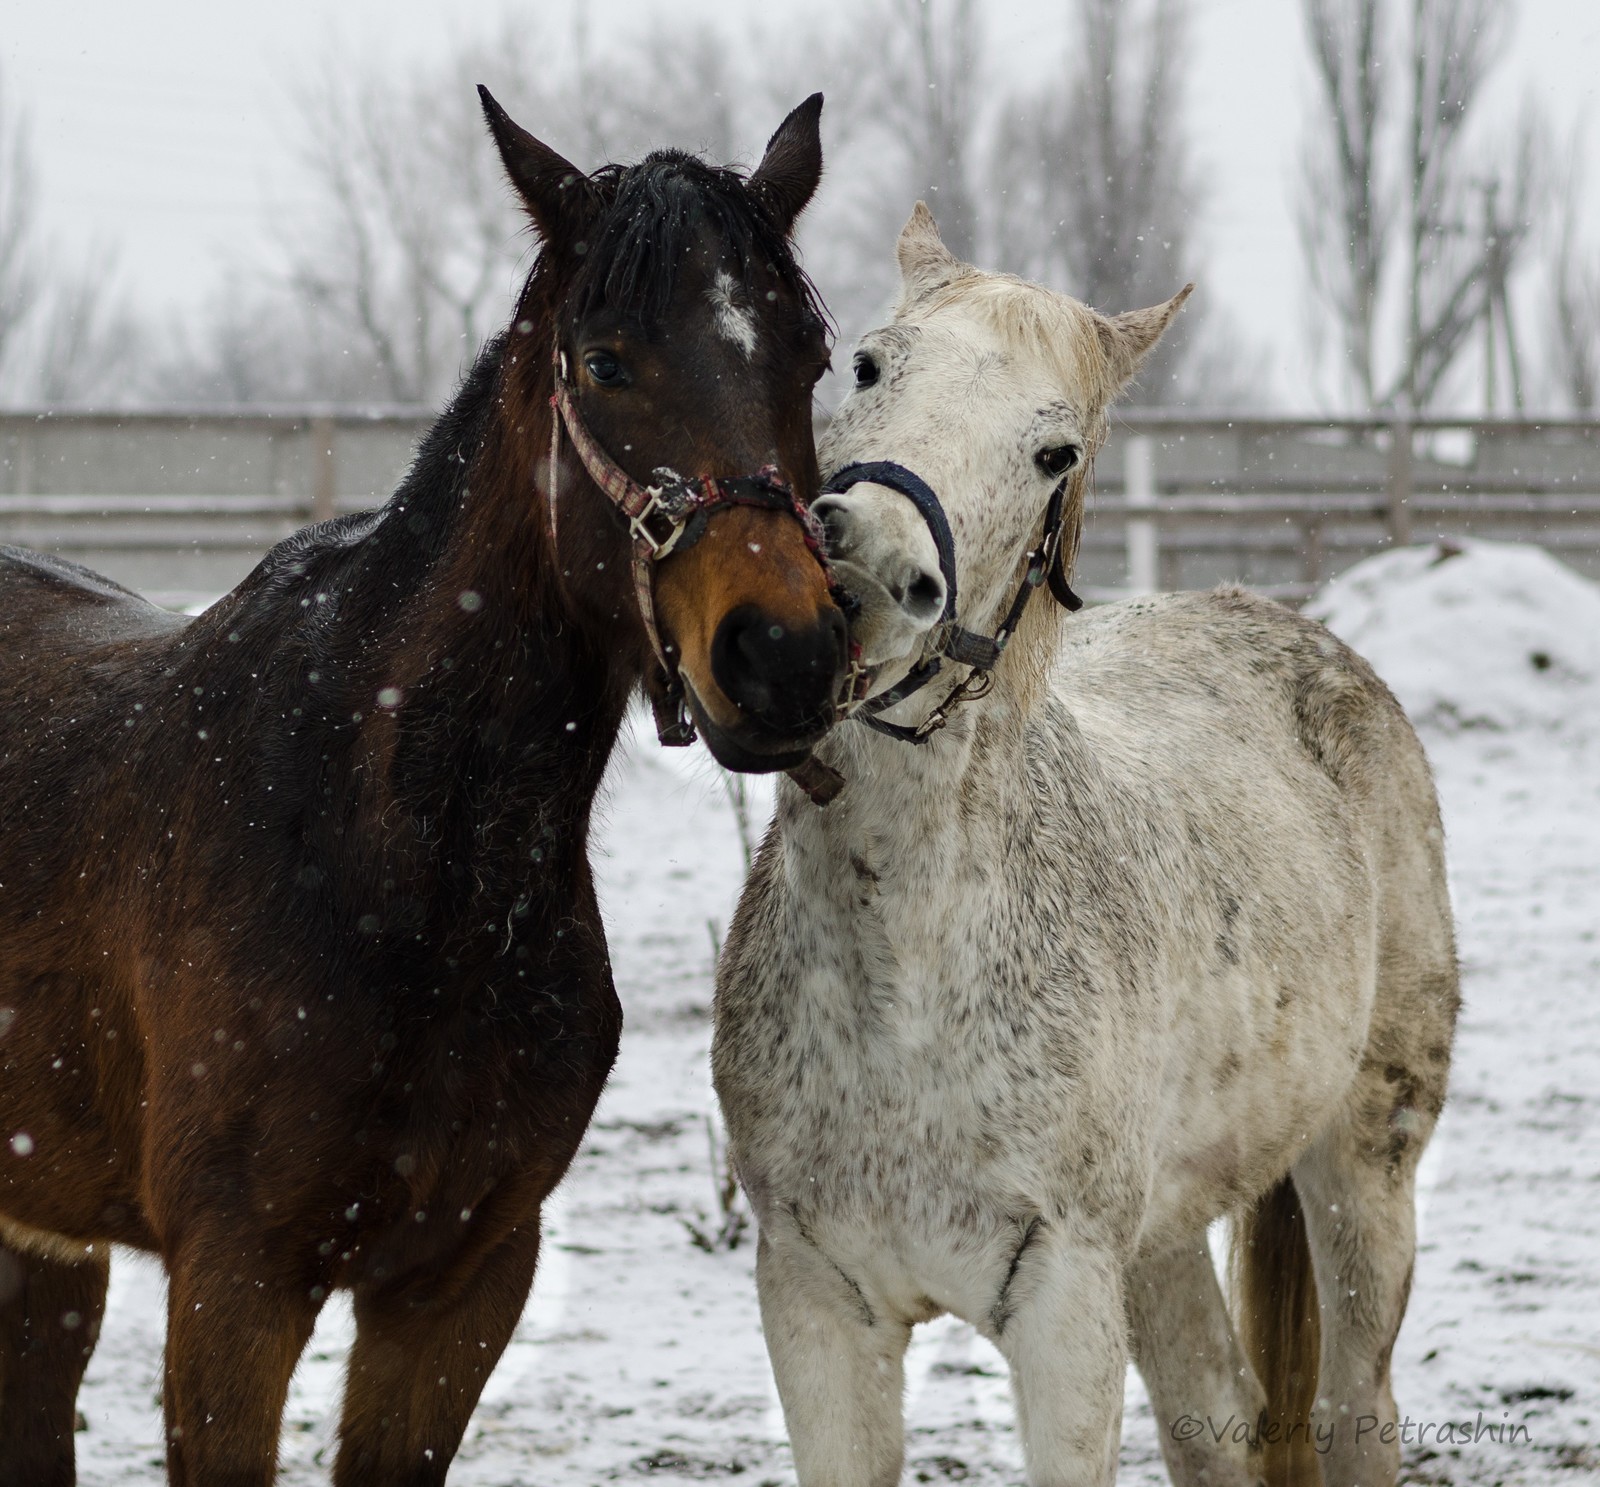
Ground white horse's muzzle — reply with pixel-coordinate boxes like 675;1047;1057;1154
813;482;946;667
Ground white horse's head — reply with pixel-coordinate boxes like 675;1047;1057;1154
818;204;1190;710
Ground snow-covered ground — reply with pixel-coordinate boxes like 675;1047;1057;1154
75;540;1598;1484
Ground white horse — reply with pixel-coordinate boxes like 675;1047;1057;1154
713;206;1458;1487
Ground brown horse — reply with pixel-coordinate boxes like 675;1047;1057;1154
0;91;840;1485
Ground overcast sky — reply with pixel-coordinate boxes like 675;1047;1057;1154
5;0;1599;407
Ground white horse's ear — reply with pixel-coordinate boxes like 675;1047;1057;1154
1096;283;1195;390
896;202;965;301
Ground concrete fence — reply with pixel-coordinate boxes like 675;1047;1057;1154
1089;412;1600;601
0;407;427;608
1;407;1597;610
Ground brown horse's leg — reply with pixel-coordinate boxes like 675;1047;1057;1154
161;1242;321;1487
334;1217;542;1487
0;1239;109;1487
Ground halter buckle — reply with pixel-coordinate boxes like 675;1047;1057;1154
647;666;697;747
629;484;702;559
835;652;872;719
627;491;674;556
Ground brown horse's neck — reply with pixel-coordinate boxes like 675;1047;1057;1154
399;331;640;683
189;332;647;942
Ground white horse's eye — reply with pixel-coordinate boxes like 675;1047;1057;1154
853;352;881;388
1036;444;1080;478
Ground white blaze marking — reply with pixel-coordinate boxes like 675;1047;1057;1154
709;270;757;358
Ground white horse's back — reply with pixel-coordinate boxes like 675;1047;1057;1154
1052;587;1455;1246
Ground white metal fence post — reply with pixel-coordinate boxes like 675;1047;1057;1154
1125;434;1159;594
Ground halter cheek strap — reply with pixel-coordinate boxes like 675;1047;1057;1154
820;459;1084;746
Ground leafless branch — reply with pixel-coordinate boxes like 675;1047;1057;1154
0;67;40;382
1298;0;1389;403
30;247;142;405
1298;0;1538;412
986;0;1218;404
1546;137;1600;411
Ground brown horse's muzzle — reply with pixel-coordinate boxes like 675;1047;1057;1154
693;602;846;769
711;603;847;733
655;505;847;772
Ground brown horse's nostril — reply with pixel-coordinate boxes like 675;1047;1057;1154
711;603;846;733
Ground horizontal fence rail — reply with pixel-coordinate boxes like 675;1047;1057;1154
0;407;429;608
1;407;1597;609
1092;412;1600;601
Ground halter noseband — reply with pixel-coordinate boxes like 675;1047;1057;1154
821;460;1084;746
548;348;842;747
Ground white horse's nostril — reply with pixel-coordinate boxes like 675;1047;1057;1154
905;571;945;618
886;569;943;619
811;495;853;554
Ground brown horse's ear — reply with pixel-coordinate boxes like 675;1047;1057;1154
896;202;966;303
478;85;599;245
1095;284;1195;391
749;93;824;232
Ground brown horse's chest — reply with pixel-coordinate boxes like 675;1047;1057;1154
127;929;620;1263
0;959;155;1247
312;1012;610;1291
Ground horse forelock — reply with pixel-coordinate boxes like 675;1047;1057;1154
564;151;828;333
910;272;1119;437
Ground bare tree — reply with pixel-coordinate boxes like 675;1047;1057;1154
1401;0;1541;411
1550;246;1600;415
143;266;391;407
992;0;1191;312
774;0;986;359
1297;0;1388;406
566;18;739;167
0;67;39;387
266;16;752;407
1545;144;1600;413
984;0;1250;405
883;0;984;264
286;55;518;403
0;69;148;407
30;249;143;405
1548;256;1600;412
1299;0;1542;411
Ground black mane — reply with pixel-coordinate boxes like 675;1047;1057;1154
564;150;829;331
233;334;507;637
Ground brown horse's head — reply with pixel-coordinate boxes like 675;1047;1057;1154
482;90;842;772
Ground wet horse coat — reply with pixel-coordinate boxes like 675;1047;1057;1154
714;208;1459;1487
0;93;841;1485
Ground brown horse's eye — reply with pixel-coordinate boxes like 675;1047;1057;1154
1036;444;1080;478
584;350;626;387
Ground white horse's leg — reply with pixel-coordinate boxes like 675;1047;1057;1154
755;1230;910;1487
1291;1084;1427;1487
988;1235;1125;1487
1127;1239;1266;1487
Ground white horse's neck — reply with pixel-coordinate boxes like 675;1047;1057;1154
779;689;1037;878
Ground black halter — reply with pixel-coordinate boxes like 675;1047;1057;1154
821;460;1084;745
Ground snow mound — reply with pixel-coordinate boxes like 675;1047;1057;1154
1306;538;1600;743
